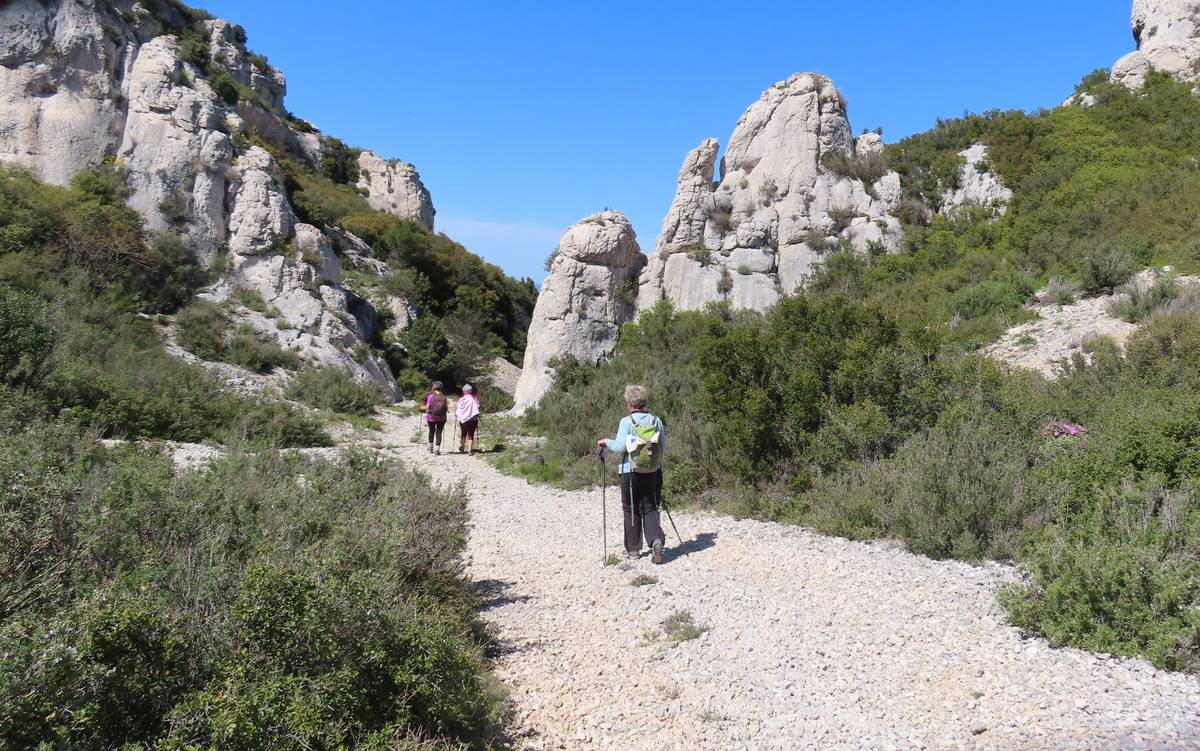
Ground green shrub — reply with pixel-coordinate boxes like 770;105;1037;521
175;299;228;360
320;137;362;185
225;323;298;373
802;419;1034;559
822;149;890;184
0;432;499;748
1108;273;1181;322
1004;477;1200;672
1082;246;1138;295
285;366;384;416
290;171;372;227
1043;274;1079;306
0;284;52;386
206;66;239;105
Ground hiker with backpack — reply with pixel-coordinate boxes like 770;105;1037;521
596;384;668;564
456;383;482;454
424;381;449;454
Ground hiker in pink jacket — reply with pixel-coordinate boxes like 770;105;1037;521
456;383;481;454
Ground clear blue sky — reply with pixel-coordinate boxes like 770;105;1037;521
197;1;1134;283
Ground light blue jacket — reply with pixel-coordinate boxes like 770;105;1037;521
604;411;667;474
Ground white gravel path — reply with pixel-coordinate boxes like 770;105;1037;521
157;400;1200;749
355;410;1200;751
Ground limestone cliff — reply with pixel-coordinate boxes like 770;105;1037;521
512;211;646;412
0;0;437;398
1110;0;1200;90
638;73;904;313
356;150;435;230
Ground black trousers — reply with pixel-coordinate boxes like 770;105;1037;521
427;421;445;445
619;470;664;552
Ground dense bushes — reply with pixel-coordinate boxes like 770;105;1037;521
0;166;327;448
0;425;501;748
284;366;384;416
811;72;1200;350
520;294;1200;672
341;214;536;368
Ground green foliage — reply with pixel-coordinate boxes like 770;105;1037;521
0;430;500;748
1082;246;1137;295
289;170;373;227
400;316;456;383
176;301;297;373
342;214;536;365
225;322;299;373
175;298;228;360
0;284;52;386
1109;273;1180;322
284;366;384;416
0;166;205;312
821;149;890;183
320;137;362;185
661;610;709;642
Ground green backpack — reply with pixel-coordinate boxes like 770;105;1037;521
625;413;662;473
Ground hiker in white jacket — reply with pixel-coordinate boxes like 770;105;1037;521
455;384;481;454
596;384;668;563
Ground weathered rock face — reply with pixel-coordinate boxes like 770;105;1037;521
940;144;1013;217
513;211;646;412
639;73;903;313
0;0;427;398
1111;0;1200;89
217;222;400;398
356;150;435;230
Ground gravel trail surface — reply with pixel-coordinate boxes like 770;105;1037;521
377;412;1200;750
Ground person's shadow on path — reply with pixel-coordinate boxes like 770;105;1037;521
663;531;717;562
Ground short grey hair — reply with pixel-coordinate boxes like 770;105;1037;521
463;384;474;393
623;384;648;409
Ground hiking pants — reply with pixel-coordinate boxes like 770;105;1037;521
427;420;445;446
619;470;664;553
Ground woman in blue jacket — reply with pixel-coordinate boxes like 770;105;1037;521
596;384;668;564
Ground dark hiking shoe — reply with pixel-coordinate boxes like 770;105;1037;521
651;540;664;565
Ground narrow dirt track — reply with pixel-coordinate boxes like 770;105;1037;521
372;411;1200;750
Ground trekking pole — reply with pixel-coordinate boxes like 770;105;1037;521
599;446;608;566
659;494;685;548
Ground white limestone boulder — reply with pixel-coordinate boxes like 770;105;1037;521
513;211;646;412
940;144;1013;217
356;150;435;229
1111;0;1200;89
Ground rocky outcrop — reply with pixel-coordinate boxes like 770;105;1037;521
1111;0;1200;89
218;222;400;398
0;0;430;398
639;73;904;312
940;144;1012;217
513;211;646;412
356;150;435;229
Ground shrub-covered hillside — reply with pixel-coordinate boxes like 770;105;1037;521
0;165;504;747
818;70;1200;347
134;0;537;392
515;72;1200;673
238;128;536;395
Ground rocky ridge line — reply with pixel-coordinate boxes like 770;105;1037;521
0;0;435;395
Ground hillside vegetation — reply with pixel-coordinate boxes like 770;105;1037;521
0;167;504;748
247;131;536;394
515;72;1200;673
